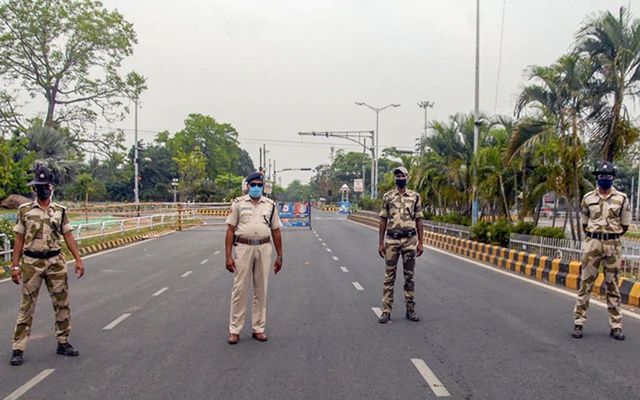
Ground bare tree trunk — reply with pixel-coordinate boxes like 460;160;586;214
552;192;558;227
572;116;582;241
563;197;569;233
514;173;520;221
500;175;511;222
568;200;576;240
534;197;543;226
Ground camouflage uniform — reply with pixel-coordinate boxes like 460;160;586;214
380;188;423;312
573;187;631;330
12;200;74;351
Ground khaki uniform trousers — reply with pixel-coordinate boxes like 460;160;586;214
229;243;272;334
573;237;622;329
13;255;71;351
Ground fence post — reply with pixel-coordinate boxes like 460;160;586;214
178;203;183;231
77;225;83;244
136;217;141;231
101;222;106;239
161;215;165;225
3;234;9;263
120;220;125;235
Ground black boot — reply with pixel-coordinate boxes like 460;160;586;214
406;309;420;322
10;350;23;366
56;342;79;357
571;325;583;339
379;311;391;324
610;328;625;341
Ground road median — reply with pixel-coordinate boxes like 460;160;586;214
347;213;640;307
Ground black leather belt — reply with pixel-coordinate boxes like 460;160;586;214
236;237;271;245
586;232;621;240
24;250;61;259
386;230;417;239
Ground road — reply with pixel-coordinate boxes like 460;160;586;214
1;210;639;399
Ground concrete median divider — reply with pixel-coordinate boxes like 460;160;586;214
77;227;176;257
347;213;640;307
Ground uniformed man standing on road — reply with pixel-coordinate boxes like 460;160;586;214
378;166;424;323
225;171;283;345
9;165;85;366
572;161;630;340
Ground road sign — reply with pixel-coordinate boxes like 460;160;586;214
354;179;363;192
264;182;273;194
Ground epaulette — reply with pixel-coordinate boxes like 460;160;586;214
18;201;34;210
51;201;67;210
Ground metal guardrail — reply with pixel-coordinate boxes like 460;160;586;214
74;212;198;244
509;233;640;281
423;221;471;239
1;233;10;263
509;233;584;261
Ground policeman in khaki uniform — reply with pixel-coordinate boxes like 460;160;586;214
9;165;85;366
378;166;424;323
572;161;630;340
225;171;283;345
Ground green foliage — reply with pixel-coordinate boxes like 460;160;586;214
471;221;491;244
0;0;146;152
173;146;206;202
0;217;14;247
488;219;513;247
513;220;535;235
359;197;381;211
432;212;471;226
279;180;313;202
67;173;106;202
0;136;35;199
530;226;566;239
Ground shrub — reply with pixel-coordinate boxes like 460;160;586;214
512;220;535;235
471;221;491;244
422;211;434;221
359;197;382;211
488;219;512;247
530;226;566;239
0;217;15;247
433;212;471;226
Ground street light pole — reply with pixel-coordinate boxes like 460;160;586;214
417;101;435;155
134;97;139;204
355;102;401;199
472;0;480;226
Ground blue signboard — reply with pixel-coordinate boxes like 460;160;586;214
339;201;350;214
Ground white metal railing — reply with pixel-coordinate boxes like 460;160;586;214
423;221;472;239
74;212;198;244
1;233;10;263
509;233;640;281
509;233;584;261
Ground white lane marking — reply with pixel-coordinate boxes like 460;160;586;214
0;277;11;283
411;358;451;397
332;256;339;261
371;307;382;318
319;238;323;242
349;220;640;321
3;369;55;400
153;287;169;297
181;271;192;278
352;282;364;291
103;313;132;330
340;266;349;272
322;243;327;246
326;248;332;252
201;259;209;264
214;250;220;255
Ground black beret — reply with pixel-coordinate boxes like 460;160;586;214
246;171;264;182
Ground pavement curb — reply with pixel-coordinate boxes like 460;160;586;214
76;227;176;257
347;214;640;307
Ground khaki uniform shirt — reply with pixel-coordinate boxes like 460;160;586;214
226;195;282;239
13;200;73;252
580;187;631;234
379;189;423;232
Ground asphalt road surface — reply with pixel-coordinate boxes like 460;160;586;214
1;210;639;400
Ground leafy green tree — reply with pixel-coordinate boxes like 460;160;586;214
25;125;79;185
280;180;313;202
0;0;146;152
68;173;106;202
0;135;35;199
173;146;206;202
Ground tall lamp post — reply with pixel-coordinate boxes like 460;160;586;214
355;102;400;199
472;0;481;226
417;101;435;155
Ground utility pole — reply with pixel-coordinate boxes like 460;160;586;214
259;147;263;170
472;0;480;226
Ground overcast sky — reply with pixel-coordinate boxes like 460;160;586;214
101;0;635;187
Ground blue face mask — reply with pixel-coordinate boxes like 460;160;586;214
597;178;613;190
249;186;263;198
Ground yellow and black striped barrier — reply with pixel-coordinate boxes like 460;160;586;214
77;227;175;257
194;209;229;216
347;214;640;307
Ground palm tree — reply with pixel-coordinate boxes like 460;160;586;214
25;125;78;186
576;6;640;161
